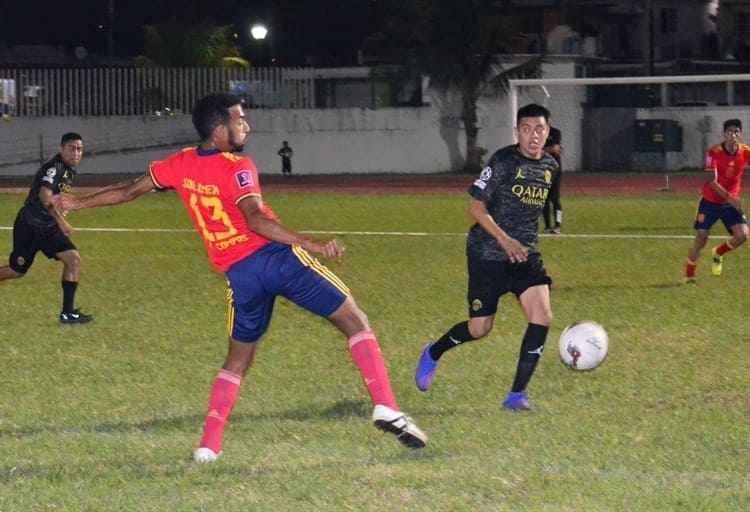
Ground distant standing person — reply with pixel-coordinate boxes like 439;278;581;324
0;132;93;324
414;103;559;411
62;93;426;462
685;118;750;283
278;140;293;176
542;126;563;234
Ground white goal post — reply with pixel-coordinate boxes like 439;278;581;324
508;74;750;174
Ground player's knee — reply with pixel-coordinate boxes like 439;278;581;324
734;229;748;245
61;251;82;270
468;318;493;339
537;309;553;326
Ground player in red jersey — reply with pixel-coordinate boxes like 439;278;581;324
685;118;750;283
62;93;427;461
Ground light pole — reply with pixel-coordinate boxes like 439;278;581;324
250;24;269;66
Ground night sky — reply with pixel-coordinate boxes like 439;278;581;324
0;0;382;66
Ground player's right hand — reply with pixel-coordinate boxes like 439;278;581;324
729;196;742;211
59;193;78;212
497;235;527;263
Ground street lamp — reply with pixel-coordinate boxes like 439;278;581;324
250;24;268;41
249;23;274;66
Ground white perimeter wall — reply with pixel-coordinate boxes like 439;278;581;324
9;62;739;177
0;100;514;178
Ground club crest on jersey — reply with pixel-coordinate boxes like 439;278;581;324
545;169;552;184
727;161;736;178
234;170;254;188
43;167;57;184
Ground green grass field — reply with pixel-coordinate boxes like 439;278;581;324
0;187;748;511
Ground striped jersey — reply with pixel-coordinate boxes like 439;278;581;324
149;147;278;272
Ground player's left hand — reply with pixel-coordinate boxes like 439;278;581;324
319;239;345;260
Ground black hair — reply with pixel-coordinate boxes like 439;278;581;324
192;93;243;141
516;103;551;125
723;118;742;131
60;132;83;145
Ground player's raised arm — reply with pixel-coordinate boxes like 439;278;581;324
63;174;156;212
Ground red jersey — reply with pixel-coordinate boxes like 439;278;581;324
149;147;278;272
702;143;750;204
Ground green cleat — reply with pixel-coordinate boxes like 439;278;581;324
711;248;723;276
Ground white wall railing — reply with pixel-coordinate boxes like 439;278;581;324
0;67;316;117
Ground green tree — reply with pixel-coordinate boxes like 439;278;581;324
136;17;248;68
367;0;541;173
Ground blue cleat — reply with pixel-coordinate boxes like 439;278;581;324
415;342;439;392
502;391;531;411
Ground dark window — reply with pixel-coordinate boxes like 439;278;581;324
522;15;544;35
734;11;750;38
660;8;678;34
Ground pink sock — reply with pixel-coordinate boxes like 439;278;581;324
198;369;242;453
348;331;398;410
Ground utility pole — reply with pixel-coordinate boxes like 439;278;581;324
645;0;654;75
107;0;115;64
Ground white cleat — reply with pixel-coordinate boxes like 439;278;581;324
193;447;222;463
372;405;427;448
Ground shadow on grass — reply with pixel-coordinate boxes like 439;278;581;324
0;399;373;440
553;281;685;292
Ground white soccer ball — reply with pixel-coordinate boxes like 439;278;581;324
558;321;609;371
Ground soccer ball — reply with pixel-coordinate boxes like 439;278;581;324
558;321;609;371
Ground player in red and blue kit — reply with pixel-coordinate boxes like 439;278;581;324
63;93;427;462
685;118;750;283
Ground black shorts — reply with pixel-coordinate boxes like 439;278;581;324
8;212;76;274
466;252;552;317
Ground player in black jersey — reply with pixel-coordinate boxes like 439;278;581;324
542;126;563;234
0;132;93;324
415;104;558;411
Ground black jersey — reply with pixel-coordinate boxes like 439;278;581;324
19;154;77;227
544;126;562;167
467;144;559;262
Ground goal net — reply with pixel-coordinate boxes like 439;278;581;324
508;74;750;174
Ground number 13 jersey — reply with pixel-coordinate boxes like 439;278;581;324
150;147;278;272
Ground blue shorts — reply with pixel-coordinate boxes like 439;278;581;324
693;198;747;233
224;242;350;343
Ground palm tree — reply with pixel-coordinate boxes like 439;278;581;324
137;18;248;68
367;0;541;173
133;17;249;113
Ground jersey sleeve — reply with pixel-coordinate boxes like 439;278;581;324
225;157;262;204
40;163;62;193
468;152;508;203
149;150;187;189
705;146;719;172
148;155;177;188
